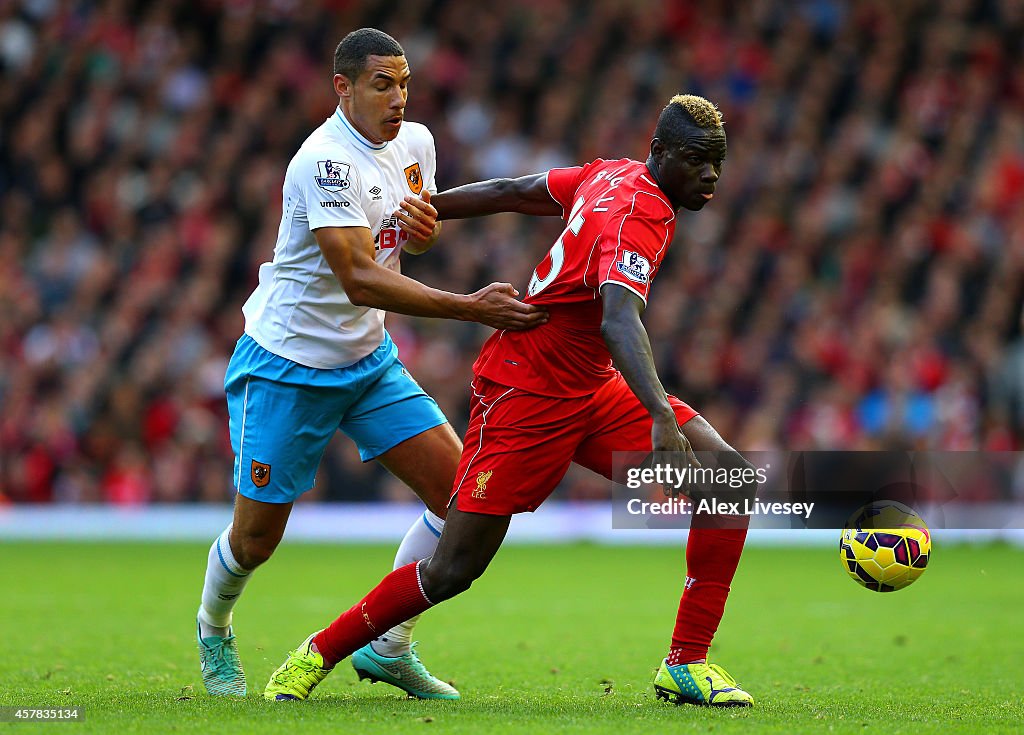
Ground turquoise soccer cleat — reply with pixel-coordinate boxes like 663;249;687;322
197;619;246;697
653;659;753;707
351;642;460;700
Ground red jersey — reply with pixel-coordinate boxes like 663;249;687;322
474;158;677;396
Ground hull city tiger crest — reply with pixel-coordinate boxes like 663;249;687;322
251;460;271;488
404;162;423;194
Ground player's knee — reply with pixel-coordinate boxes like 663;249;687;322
421;484;453;520
231;534;279;570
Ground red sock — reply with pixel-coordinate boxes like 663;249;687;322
667;523;748;665
313;561;433;668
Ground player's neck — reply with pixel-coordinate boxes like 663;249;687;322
645;156;680;212
336;105;388;150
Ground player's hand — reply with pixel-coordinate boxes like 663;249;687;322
397;190;440;253
466;282;548;331
650;415;701;498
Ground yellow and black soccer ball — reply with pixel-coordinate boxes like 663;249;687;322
839;501;931;592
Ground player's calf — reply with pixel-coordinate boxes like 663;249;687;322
418;554;486;602
416;505;510;603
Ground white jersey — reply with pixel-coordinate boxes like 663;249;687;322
242;108;437;368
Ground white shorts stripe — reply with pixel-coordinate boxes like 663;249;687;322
236;377;251;488
454;384;515;498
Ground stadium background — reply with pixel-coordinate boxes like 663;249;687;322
1;0;1023;509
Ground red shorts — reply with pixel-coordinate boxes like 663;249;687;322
453;374;698;515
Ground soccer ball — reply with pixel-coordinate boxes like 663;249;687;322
839;501;931;592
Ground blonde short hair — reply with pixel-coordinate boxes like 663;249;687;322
667;94;724;129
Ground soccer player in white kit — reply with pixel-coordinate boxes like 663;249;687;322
195;28;546;700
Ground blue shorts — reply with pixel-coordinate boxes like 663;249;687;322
224;332;447;503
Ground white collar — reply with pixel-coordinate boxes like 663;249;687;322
334;107;388;151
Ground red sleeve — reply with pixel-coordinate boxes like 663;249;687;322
546;159;605;217
545;166;584;217
597;191;675;304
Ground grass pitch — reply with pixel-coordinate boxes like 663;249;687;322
2;538;1022;734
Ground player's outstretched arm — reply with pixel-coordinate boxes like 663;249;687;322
600;283;696;459
432;173;562;220
314;225;546;330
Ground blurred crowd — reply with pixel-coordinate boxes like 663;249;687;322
1;0;1023;505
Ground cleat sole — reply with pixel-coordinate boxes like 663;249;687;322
654;685;753;708
354;668;388;687
354;667;423;699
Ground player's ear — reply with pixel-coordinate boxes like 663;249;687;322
334;73;353;99
650;137;666;162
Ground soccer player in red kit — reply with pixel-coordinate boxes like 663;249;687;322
265;94;755;708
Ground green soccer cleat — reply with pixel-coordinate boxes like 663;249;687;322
653;659;754;708
197;620;246;697
351;642;460;700
264;631;333;701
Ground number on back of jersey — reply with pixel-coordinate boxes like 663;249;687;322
528;197;586;297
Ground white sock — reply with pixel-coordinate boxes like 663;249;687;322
370;510;444;657
197;526;252;639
